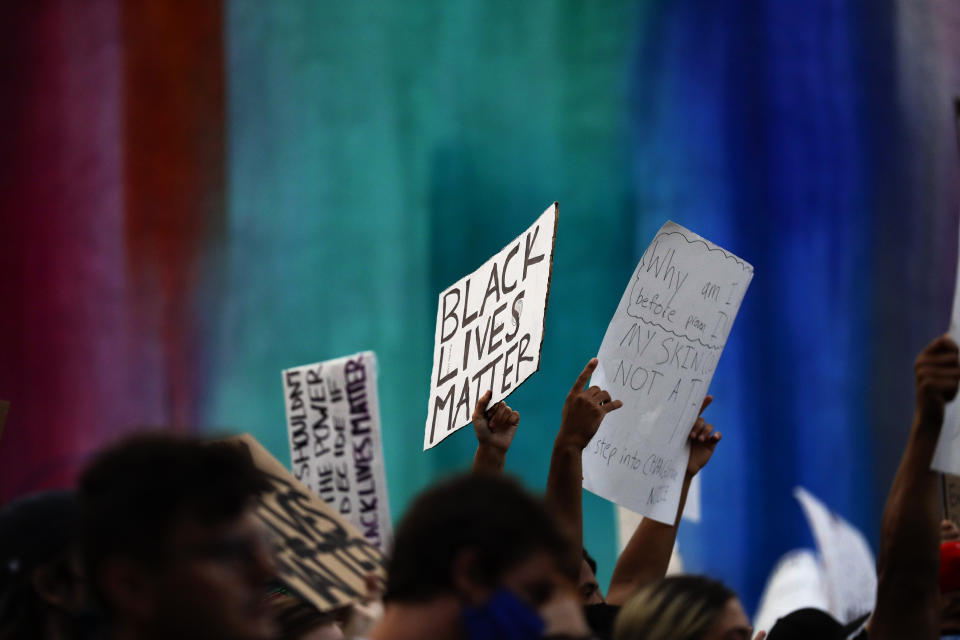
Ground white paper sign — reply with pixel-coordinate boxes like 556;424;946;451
583;221;753;523
753;550;829;634
424;203;558;450
932;104;960;473
283;351;392;551
932;280;960;473
794;487;876;624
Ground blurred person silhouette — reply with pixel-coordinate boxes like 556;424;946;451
0;489;96;640
79;434;278;640
367;472;593;640
768;335;960;640
612;575;755;640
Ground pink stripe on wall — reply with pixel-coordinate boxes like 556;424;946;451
0;0;225;500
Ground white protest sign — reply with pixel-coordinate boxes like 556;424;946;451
794;487;876;624
753;549;829;634
283;351;392;551
583;221;753;523
931;272;960;473
424;203;558;450
932;103;960;474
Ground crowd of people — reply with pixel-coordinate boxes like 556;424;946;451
1;335;960;639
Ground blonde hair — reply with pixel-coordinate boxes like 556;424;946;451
613;575;735;640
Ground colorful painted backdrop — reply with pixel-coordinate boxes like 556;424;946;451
2;0;959;613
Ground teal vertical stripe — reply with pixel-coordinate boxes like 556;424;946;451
213;0;641;590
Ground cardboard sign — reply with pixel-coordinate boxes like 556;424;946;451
753;550;829;634
932;100;960;474
583;221;753;523
224;434;384;613
283;352;392;551
424;203;558;449
794;487;876;624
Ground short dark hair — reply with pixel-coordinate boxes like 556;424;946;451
385;473;569;603
0;490;79;638
79;433;269;609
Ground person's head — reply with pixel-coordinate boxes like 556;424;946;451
79;433;276;640
0;490;92;639
384;473;574;637
578;548;603;605
613;575;750;640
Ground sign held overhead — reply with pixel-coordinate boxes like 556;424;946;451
583;221;753;523
424;203;558;450
222;434;384;614
283;351;392;551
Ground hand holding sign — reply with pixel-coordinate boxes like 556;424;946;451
686;395;720;476
557;358;624;451
916;334;960;428
583;221;753;523
473;391;520;454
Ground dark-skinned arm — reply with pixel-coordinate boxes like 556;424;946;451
606;396;720;605
868;335;960;640
471;390;520;473
545;358;623;579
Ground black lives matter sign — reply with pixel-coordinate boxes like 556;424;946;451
283;352;392;551
424;203;558;449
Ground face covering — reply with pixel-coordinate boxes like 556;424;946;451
583;603;620;639
461;588;545;640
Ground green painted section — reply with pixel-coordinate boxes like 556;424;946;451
210;0;641;590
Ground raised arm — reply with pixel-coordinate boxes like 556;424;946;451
869;335;960;640
605;396;720;605
545;358;623;578
471;390;520;473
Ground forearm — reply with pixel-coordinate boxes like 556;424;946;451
606;471;692;605
545;439;584;578
472;445;507;473
870;415;941;639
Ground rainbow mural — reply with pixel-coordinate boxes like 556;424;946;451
1;0;959;612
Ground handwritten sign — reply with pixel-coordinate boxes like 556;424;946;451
932;101;960;474
424;203;558;449
223;434;384;614
794;487;876;624
582;222;752;523
282;351;392;551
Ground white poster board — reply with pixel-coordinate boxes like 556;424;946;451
283;351;392;551
932;273;960;473
583;221;753;523
753;550;829;634
932;101;960;474
424;203;558;449
794;487;876;624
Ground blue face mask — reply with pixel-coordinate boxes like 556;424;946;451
461;588;545;640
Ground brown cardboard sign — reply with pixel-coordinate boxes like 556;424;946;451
224;434;384;613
